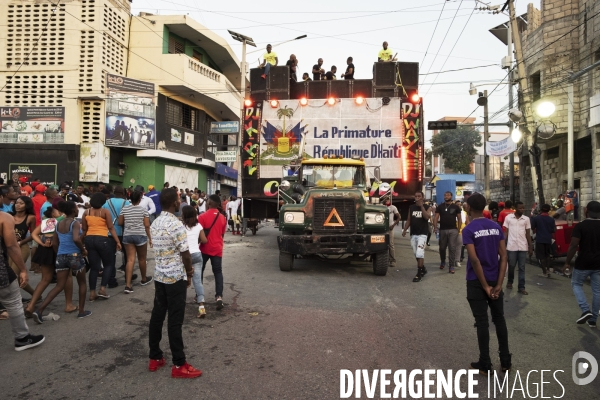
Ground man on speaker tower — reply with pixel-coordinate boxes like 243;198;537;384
378;41;394;62
312;58;325;81
325;66;337;81
341;57;355;80
260;44;278;80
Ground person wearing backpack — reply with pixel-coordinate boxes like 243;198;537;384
198;195;227;310
102;186;132;288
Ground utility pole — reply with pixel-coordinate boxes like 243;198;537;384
508;0;544;206
567;83;574;191
484;89;490;200
507;20;515;203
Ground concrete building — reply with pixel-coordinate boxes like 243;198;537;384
0;0;241;195
518;0;600;211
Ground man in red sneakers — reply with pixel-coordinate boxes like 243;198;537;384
148;188;201;378
259;44;278;80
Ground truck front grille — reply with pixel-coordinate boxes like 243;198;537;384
313;198;356;234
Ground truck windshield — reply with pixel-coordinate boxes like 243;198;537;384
301;165;365;188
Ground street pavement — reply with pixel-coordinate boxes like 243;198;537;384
1;223;599;399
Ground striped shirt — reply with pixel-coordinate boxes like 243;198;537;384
151;211;189;284
120;204;149;236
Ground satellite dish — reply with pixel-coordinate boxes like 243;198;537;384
537;121;556;140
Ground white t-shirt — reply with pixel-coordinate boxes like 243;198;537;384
185;223;204;254
76;194;90;219
139;195;156;215
198;197;206;213
227;200;239;218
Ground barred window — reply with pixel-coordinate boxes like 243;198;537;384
166;98;201;132
168;36;184;54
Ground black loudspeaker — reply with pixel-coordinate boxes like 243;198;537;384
251;91;267;103
373;62;397;87
267;66;290;92
269;89;290;101
329;80;351;99
373;87;398;98
250;68;267;92
290;81;307;99
352;80;372;98
397;62;419;89
308;81;329;100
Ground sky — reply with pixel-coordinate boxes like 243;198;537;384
132;0;541;148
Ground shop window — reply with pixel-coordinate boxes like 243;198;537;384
574;136;592;172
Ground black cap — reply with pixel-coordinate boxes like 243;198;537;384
586;201;600;213
134;185;144;193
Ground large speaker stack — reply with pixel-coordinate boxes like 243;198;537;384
249;62;419;101
249;66;290;102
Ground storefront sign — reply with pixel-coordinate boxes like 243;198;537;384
216;163;238;180
9;163;57;186
210;121;239;134
215;151;237;162
0;107;65;144
105;73;156;149
79;143;110;183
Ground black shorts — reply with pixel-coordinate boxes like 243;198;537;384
31;245;56;267
535;242;553;260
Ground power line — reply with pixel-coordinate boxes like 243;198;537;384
421;0;464;86
0;0;61;94
420;1;447;66
419;64;498;75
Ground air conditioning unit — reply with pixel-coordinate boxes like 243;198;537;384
501;56;512;69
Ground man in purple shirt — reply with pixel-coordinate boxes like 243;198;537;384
462;193;511;375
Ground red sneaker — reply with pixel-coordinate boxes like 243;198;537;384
148;357;166;372
261;74;266;79
172;362;202;378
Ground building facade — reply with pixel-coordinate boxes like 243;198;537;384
519;0;600;212
0;0;241;194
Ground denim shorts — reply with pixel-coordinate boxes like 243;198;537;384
56;254;86;274
122;235;148;246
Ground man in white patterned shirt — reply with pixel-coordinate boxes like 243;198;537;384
148;188;201;378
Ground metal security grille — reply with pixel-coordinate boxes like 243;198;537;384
313;198;356;234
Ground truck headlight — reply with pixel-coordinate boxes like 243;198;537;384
365;212;385;225
280;180;291;191
284;212;304;224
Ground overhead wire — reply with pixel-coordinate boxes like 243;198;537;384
420;1;448;66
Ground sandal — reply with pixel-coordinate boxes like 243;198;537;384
197;305;206;318
518;289;528;295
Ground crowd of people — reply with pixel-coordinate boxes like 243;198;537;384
397;190;599;374
0;178;242;378
258;41;397;82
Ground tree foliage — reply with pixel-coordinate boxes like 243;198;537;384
430;127;482;174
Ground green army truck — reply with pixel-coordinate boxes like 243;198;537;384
276;157;391;275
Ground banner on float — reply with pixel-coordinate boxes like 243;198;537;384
486;137;516;157
259;98;403;180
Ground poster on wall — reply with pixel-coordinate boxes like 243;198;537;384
0;107;65;144
79;142;110;183
185;132;194;146
104;73;156;149
9;163;57;186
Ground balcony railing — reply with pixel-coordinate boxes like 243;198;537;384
188;59;221;83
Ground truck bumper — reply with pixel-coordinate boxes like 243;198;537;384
277;233;389;255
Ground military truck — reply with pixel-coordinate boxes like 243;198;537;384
276;156;391;275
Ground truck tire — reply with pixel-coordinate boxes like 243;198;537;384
279;252;294;271
372;251;389;276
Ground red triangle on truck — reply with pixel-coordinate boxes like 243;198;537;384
324;208;345;227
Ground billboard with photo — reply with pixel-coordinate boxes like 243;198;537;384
104;73;156;149
0;107;65;144
79;142;110;183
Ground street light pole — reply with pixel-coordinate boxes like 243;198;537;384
507;20;515;203
484;89;490;200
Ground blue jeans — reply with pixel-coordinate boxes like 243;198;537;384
191;252;204;303
507;251;527;290
571;269;600;322
264;62;271;76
